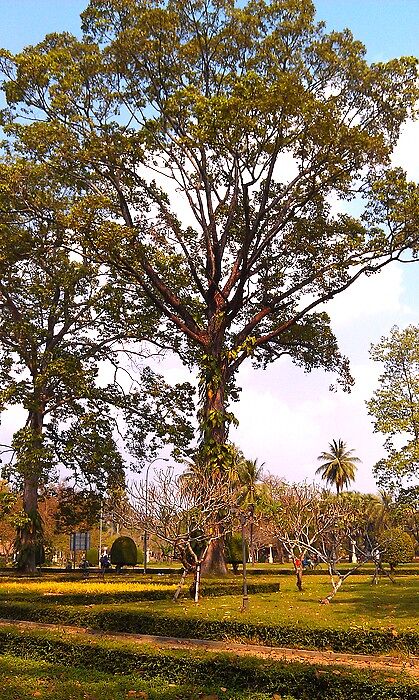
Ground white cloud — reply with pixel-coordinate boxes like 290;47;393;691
392;119;419;182
327;265;407;327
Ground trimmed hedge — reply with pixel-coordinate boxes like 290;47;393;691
246;567;419;577
0;565;418;577
1;600;418;655
0;626;417;700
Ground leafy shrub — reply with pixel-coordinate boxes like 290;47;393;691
110;537;137;568
0;627;416;699
86;547;98;566
379;528;415;570
225;534;248;573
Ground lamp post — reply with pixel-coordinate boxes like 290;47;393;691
231;505;251;611
143;457;168;574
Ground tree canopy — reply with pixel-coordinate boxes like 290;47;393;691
1;0;418;475
367;325;419;493
0;158;194;570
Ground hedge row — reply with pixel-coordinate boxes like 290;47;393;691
1;566;417;578
1;600;418;655
247;568;419;577
0;626;417;700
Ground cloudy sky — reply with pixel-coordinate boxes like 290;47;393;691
0;1;418;492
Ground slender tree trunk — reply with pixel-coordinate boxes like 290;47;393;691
321;562;363;603
293;558;304;591
296;565;303;591
194;562;201;602
371;562;396;585
173;568;189;601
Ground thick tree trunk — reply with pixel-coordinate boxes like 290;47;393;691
201;537;228;576
15;409;44;573
199;346;231;576
201;350;229;454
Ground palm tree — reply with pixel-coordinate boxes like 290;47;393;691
237;458;265;506
236;458;265;563
316;439;361;494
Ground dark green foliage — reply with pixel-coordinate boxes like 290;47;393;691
0;627;416;700
1;601;418;655
379;528;415;569
86;548;98;566
316;439;360;494
110;537;137;567
225;534;248;573
55;488;101;533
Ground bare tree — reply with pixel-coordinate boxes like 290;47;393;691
265;480;383;601
114;467;237;601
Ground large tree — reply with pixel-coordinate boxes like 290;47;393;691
0;159;194;572
367;325;419;493
1;0;418;492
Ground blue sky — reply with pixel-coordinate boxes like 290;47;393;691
0;1;418;492
0;0;418;56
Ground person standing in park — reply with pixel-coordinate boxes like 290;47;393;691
100;552;110;576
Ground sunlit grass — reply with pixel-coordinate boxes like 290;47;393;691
0;577;176;597
0;572;417;633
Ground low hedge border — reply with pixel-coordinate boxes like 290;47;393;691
1;601;418;655
1;566;417;577
246;568;419;577
0;626;417;700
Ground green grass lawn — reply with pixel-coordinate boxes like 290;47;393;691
157;575;419;633
0;654;295;700
0;572;416;634
0;625;416;700
0;574;418;700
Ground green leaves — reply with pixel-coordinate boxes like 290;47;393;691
367;325;419;491
316;439;361;495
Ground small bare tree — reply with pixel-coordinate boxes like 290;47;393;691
114;466;237;601
265;480;378;600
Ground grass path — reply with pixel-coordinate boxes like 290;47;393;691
1;618;417;680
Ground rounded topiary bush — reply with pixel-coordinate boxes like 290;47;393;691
225;533;248;574
86;547;98;566
379;527;415;571
110;536;137;570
